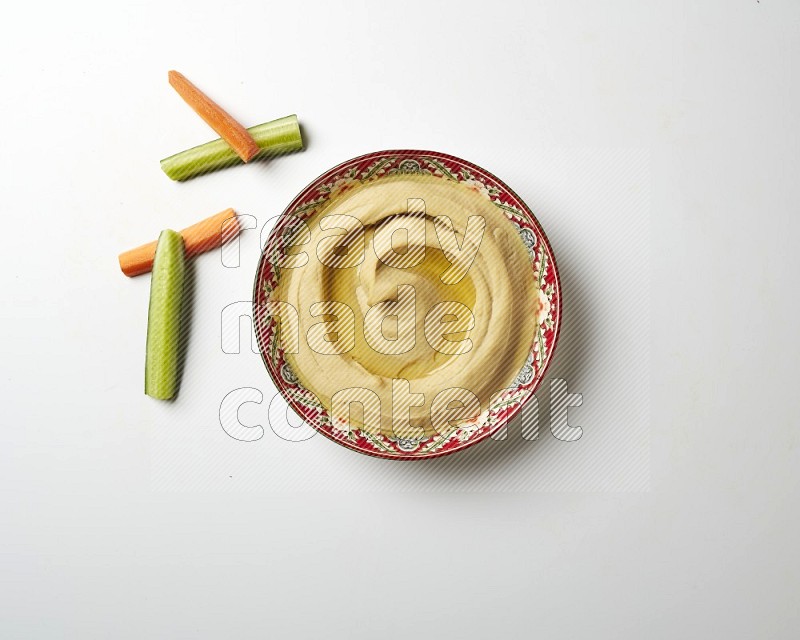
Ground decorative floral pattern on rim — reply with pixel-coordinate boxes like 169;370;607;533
253;151;561;460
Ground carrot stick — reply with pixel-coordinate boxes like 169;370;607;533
119;208;240;277
168;71;260;163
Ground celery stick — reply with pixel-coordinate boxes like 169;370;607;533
145;229;186;400
160;115;303;181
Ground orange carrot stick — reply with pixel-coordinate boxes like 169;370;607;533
119;208;240;277
168;71;260;163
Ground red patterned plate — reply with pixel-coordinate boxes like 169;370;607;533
253;150;561;460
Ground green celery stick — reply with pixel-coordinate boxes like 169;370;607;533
160;114;303;181
145;229;186;400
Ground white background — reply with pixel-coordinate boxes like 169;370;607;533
1;0;799;638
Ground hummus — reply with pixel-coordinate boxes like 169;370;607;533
273;173;538;439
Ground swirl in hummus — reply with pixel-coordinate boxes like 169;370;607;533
269;173;538;439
